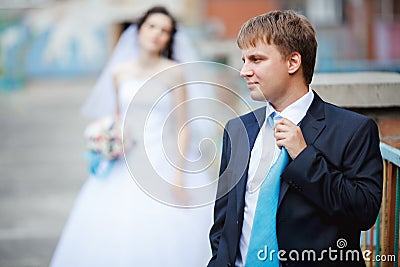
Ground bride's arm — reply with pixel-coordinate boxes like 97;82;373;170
171;70;190;188
111;67;123;118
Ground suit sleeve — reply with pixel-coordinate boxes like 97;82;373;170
282;118;383;230
208;121;231;266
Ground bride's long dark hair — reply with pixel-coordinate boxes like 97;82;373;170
136;6;177;60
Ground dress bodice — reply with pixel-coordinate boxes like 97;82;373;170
118;77;174;153
118;77;173;118
118;78;144;115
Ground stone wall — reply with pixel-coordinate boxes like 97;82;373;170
312;72;400;149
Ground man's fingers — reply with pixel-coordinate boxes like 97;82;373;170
274;118;295;127
274;118;295;132
276;139;285;148
274;131;286;140
274;125;289;135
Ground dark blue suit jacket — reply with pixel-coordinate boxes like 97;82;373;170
208;92;383;267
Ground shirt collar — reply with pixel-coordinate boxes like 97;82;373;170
264;87;314;126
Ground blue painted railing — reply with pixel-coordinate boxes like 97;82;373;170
362;142;400;267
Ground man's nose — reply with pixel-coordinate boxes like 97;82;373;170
240;63;253;77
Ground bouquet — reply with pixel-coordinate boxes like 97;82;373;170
84;116;124;177
84;116;124;160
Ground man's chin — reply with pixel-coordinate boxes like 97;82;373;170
249;92;267;102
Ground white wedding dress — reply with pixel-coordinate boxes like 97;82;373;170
50;78;214;267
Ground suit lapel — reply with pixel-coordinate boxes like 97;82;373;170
278;92;326;207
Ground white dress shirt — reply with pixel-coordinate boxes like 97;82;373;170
236;88;314;266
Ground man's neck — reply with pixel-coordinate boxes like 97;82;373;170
271;84;309;112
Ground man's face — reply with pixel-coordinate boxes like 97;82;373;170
240;41;290;104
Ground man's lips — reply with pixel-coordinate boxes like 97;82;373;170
246;81;258;87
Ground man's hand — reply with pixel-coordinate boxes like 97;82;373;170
274;118;307;159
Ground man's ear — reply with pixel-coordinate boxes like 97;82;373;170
287;52;302;74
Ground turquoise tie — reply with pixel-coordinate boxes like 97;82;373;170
245;113;290;266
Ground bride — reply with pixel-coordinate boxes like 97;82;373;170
50;6;214;267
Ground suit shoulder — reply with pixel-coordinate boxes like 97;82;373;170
324;102;377;128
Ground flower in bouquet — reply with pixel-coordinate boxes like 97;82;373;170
84;116;124;159
84;116;124;177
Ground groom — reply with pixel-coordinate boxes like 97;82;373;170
208;10;383;267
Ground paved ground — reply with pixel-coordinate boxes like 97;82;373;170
0;78;95;267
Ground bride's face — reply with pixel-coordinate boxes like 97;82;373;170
138;13;173;55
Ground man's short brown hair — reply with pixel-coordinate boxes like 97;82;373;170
237;10;317;85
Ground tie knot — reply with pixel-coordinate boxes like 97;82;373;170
267;112;283;127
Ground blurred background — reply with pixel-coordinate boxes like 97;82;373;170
1;0;400;87
0;0;399;266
